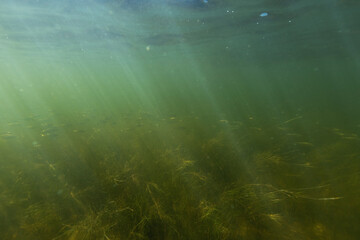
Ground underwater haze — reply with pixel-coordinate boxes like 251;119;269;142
1;0;360;239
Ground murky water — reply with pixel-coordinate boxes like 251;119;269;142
1;0;360;239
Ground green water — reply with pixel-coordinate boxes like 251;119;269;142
1;0;360;239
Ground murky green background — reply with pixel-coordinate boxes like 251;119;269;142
1;0;360;239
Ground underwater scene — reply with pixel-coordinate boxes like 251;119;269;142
1;0;360;239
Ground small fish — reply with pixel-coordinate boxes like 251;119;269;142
295;142;314;147
1;132;16;139
342;136;358;140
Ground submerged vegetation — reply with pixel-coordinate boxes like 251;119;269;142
0;1;359;238
0;111;358;239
